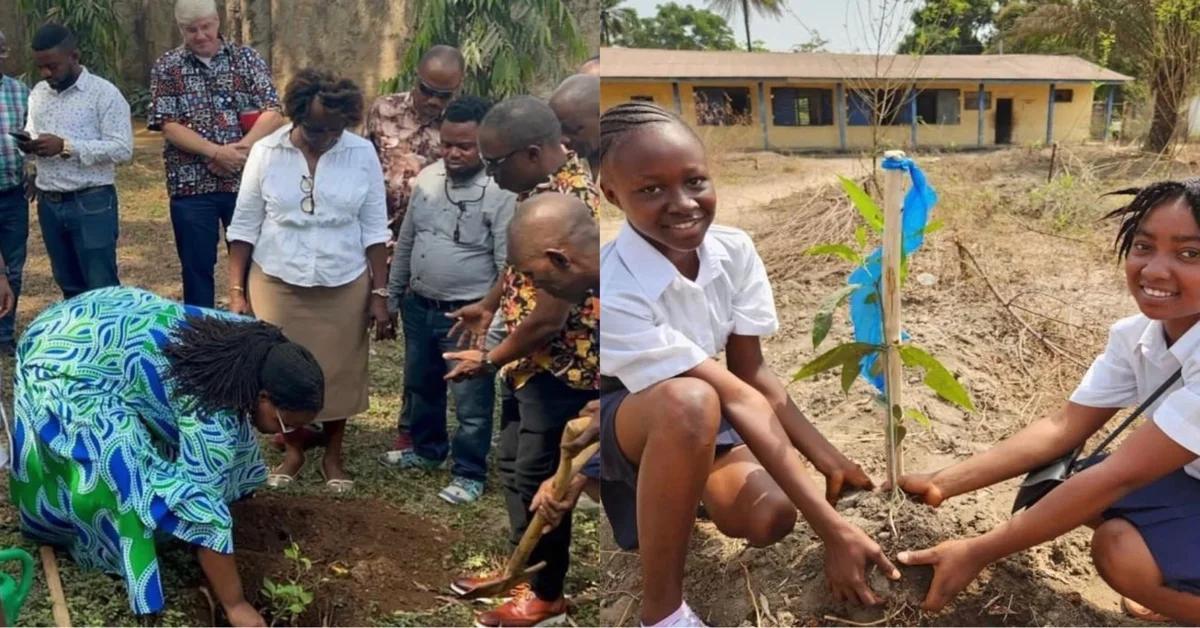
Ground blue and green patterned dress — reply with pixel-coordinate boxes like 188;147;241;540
8;287;268;614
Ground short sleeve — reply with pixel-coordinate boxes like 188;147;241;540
601;290;709;393
241;47;280;111
146;57;176;131
1069;320;1140;408
731;236;779;337
1154;356;1200;456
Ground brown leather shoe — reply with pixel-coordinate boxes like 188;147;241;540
474;584;567;627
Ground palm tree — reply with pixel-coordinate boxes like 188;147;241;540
16;0;124;85
707;0;783;52
387;0;588;101
601;0;639;46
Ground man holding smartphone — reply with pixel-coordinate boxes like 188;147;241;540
20;23;132;300
0;28;31;355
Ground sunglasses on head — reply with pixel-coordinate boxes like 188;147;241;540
418;79;456;100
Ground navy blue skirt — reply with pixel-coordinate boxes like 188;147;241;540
598;385;743;550
1103;467;1200;594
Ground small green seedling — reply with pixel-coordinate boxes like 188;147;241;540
261;543;314;626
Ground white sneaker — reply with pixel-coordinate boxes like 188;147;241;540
643;601;706;627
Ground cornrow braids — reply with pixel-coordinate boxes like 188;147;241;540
599;101;695;167
162;315;324;417
1103;178;1200;258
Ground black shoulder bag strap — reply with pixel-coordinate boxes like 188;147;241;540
1077;368;1183;467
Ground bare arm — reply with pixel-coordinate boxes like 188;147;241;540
925;402;1118;503
488;289;572;367
238;111;285;147
162;121;220;158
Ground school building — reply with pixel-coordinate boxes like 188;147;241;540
599;47;1134;151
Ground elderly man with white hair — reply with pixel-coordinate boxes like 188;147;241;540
149;0;283;308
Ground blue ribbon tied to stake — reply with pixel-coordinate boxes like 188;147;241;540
846;155;938;393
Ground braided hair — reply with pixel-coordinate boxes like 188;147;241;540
162;315;324;417
1104;177;1200;258
599;101;697;168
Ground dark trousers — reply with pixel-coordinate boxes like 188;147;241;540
170;192;236;307
37;186;120;299
500;371;594;600
0;187;28;348
401;292;495;481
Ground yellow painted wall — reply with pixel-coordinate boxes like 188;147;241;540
601;79;1099;151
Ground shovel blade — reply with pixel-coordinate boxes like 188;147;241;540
453;561;549;600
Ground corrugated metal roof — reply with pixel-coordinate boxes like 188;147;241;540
599;47;1133;83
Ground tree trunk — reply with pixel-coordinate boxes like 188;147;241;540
743;0;752;52
1144;62;1185;154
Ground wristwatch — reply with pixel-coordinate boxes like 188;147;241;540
59;139;73;160
482;352;498;373
370;287;388;298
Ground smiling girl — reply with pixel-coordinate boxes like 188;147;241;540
597;102;897;626
895;179;1200;623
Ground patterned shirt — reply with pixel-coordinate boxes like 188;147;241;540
500;152;600;391
0;75;30;191
26;68;133;192
365;90;441;230
148;40;279;198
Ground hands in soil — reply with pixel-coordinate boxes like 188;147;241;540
823;522;901;606
225;600;267;627
898;538;988;611
822;455;875;506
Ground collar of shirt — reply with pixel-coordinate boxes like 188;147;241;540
183;39;233;66
47;67;93;95
518;151;589;202
613;221;726;300
1139;317;1200;368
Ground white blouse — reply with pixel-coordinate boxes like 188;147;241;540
600;223;779;393
227;124;391;287
1071;314;1200;480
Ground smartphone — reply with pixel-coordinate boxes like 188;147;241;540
7;131;31;143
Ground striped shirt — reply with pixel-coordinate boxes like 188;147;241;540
0;75;31;191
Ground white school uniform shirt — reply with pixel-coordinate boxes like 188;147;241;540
25;68;133;192
227;124;391;287
600;222;779;393
1070;314;1200;480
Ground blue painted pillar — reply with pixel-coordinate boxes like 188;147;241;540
758;81;769;150
1046;82;1056;144
910;86;918;147
836;82;847;150
672;81;682;115
1104;85;1116;142
977;82;985;146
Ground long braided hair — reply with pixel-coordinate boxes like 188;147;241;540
1104;178;1200;258
162;315;324;418
599;101;695;170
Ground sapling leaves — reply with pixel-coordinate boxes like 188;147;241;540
793;342;878;382
924;219;945;235
840;358;859;393
855;225;868;250
838;175;884;232
904;407;931;428
897;345;975;412
804;243;863;265
812;285;860;349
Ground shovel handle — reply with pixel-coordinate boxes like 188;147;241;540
39;546;70;628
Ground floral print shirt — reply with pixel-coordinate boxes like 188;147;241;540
501;152;600;391
364;90;441;231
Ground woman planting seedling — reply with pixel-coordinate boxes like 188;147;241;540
895;179;1200;624
8;287;324;626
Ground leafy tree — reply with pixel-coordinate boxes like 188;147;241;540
385;0;588;101
707;0;784;52
602;0;639;45
791;31;830;53
614;3;739;51
998;0;1200;153
897;0;998;54
16;0;124;86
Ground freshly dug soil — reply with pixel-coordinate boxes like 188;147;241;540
230;493;460;626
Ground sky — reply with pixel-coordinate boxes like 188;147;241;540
618;0;922;54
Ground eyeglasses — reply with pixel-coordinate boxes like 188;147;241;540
300;175;315;214
483;148;523;176
418;79;456;100
443;176;488;243
275;409;295;434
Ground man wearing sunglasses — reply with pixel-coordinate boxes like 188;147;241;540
366;45;464;237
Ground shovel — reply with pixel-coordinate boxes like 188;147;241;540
454;416;599;600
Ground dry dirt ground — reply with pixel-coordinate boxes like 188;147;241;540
599;144;1199;626
0;128;600;626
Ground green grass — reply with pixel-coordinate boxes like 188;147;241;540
0;129;598;626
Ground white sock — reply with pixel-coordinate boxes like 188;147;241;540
643;601;704;627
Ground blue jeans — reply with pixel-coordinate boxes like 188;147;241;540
37;186;120;298
401;291;495;481
0;187;28;348
170;192;236;307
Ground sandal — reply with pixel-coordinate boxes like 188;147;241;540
318;466;354;494
1121;597;1170;622
265;468;298;488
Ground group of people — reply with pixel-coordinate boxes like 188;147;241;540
0;0;604;625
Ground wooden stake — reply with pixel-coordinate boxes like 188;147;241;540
39;546;70;628
881;150;907;487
